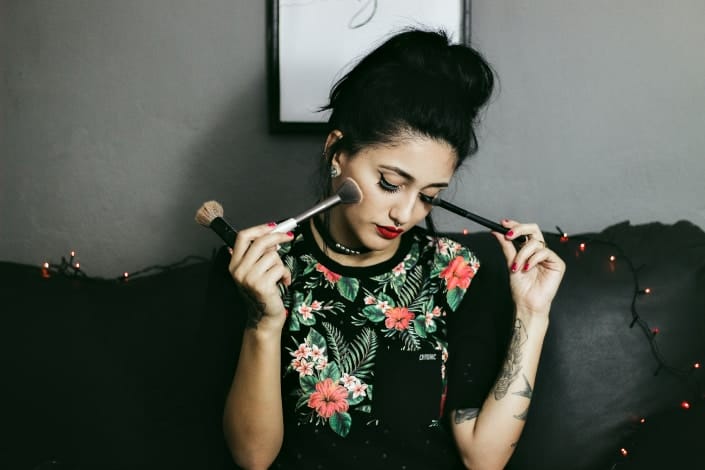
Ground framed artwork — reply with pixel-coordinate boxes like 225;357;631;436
267;0;472;133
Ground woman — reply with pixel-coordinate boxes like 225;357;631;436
214;28;565;469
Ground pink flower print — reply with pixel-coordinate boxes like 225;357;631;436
310;345;326;362
307;378;349;419
437;239;450;255
315;263;342;283
351;382;368;399
298;304;313;320
341;373;359;389
315;357;328;371
376;300;391;312
392;262;406;276
295;359;315;377
439;256;475;291
364;295;376;305
384;307;415;331
310;300;322;310
291;343;311;360
424;312;435;327
442;348;448;363
432;306;443;317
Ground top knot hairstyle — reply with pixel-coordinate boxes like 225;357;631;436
321;28;495;167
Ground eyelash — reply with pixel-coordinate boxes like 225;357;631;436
378;174;401;193
378;174;439;204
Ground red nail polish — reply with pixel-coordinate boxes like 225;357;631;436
510;263;517;272
523;263;530;271
286;231;294;238
506;230;514;238
267;222;276;228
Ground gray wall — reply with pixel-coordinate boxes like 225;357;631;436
1;1;704;277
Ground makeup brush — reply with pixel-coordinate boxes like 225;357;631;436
194;200;239;247
421;195;509;235
271;177;362;234
194;177;363;245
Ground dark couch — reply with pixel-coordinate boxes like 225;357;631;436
3;220;704;470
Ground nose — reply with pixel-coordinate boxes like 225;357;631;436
389;192;418;227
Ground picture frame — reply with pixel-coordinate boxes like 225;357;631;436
267;0;472;133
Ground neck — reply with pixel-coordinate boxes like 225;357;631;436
312;214;370;256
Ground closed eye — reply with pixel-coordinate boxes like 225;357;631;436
378;174;401;193
419;193;440;205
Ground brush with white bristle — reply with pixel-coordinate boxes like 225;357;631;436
194;177;363;245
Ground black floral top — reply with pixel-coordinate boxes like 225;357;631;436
204;221;511;470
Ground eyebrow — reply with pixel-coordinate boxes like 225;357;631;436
379;165;449;188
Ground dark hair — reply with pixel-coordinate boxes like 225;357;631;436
322;28;495;167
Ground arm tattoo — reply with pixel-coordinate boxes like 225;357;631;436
513;374;533;399
454;407;480;424
238;287;266;329
493;319;527;400
513;407;529;421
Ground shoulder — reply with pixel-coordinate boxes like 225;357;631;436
411;227;481;272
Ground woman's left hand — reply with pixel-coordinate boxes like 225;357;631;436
492;219;566;317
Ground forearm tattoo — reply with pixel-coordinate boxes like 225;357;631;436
512;374;533;421
238;287;266;329
494;319;527;400
454;407;480;424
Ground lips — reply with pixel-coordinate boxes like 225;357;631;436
375;225;404;240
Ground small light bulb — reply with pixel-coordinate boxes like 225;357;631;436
70;251;76;257
651;327;660;335
579;243;586;252
609;255;616;262
639;417;646;424
74;262;80;269
681;401;691;410
560;233;569;242
694;362;701;369
462;228;469;235
643;287;652;294
123;272;129;279
43;262;50;269
620;448;628;457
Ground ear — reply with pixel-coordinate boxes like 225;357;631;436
323;129;344;159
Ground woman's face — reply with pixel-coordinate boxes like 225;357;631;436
329;134;457;260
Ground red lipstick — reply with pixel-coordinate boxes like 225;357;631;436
375;225;404;239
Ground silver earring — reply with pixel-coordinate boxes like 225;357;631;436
330;166;340;178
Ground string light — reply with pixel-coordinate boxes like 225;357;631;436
462;228;469;235
40;251;208;282
553;227;704;468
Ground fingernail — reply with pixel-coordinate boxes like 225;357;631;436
267;222;276;228
228;247;233;255
506;230;514;238
502;219;510;223
510;262;517;272
523;263;530;271
286;231;294;238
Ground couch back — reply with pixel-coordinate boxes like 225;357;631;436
3;220;704;470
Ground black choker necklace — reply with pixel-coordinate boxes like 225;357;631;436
312;216;371;256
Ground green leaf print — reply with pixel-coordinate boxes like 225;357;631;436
329;411;352;437
321;322;349;365
413;317;427;338
300;374;317;394
362;305;386;323
447;287;464;311
320;361;342;383
307;328;327;350
340;327;378;382
336;276;359;302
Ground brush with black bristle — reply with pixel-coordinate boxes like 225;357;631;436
195;177;363;245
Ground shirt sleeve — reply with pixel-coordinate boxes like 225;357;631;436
443;255;514;415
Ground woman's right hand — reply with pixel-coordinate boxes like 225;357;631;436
228;222;294;330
